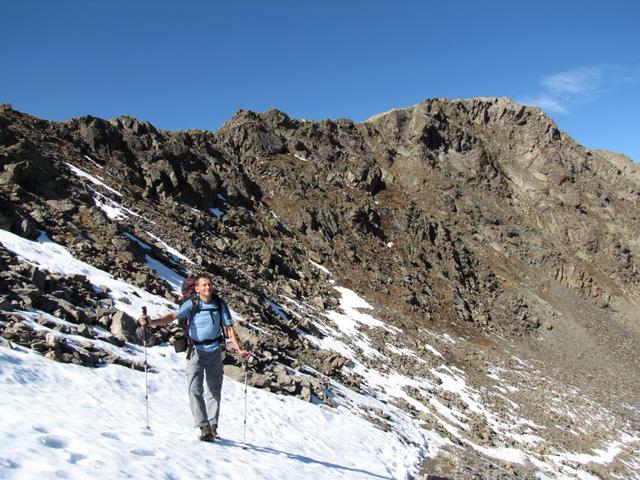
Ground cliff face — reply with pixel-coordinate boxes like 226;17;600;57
1;98;639;477
213;98;640;408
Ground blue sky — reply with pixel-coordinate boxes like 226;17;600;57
1;0;638;161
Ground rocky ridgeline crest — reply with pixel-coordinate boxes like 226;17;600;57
1;97;639;378
1;99;639;478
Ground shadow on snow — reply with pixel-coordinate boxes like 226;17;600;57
217;438;393;479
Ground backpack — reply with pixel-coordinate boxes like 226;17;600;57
174;276;228;358
180;277;198;304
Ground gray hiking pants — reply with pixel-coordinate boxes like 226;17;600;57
185;347;224;429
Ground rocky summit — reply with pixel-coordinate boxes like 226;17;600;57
1;97;639;478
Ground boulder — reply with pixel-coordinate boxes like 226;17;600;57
77;324;93;339
109;310;138;343
30;267;47;291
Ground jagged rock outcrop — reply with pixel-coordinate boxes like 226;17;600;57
2;96;639;376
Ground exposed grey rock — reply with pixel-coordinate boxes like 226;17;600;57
109;310;138;343
77;323;93;338
29;267;47;291
45;332;60;349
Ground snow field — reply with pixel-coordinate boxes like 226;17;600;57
0;342;423;479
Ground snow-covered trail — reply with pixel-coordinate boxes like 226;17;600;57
0;227;422;479
0;342;411;480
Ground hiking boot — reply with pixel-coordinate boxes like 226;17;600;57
199;426;213;441
210;426;219;439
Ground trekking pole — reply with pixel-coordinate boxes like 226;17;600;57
142;306;150;430
242;355;248;449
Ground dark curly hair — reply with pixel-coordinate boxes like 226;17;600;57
195;273;213;285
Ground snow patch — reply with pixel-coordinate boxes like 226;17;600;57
144;256;184;294
64;162;122;197
265;300;288;321
309;260;331;275
145;231;193;264
209;207;225;218
0;229;174;319
83;155;105;169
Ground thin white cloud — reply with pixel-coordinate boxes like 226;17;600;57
523;94;569;115
519;64;640;114
541;66;602;95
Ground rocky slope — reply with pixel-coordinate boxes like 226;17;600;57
1;98;639;478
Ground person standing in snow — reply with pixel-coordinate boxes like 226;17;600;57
138;273;250;441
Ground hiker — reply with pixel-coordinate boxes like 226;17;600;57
138;273;250;441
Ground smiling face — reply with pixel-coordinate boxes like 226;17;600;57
194;276;214;303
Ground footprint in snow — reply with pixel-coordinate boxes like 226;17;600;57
129;448;154;457
39;436;68;449
68;452;87;464
100;432;120;440
0;457;21;469
32;425;48;434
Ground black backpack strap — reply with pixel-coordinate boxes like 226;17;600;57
185;296;228;357
185;297;200;360
200;295;227;344
218;297;228;342
188;297;200;323
202;295;226;344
